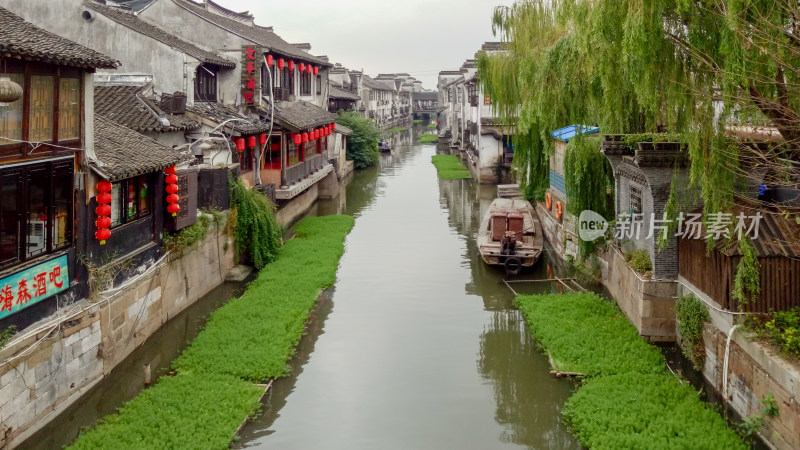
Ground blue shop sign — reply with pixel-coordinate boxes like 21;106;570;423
0;255;69;320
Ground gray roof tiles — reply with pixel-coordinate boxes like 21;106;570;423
92;115;193;181
95;85;201;133
0;6;119;69
87;3;236;68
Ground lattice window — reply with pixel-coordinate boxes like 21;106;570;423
630;185;643;214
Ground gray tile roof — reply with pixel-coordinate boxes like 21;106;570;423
92;115;193;181
186;102;270;134
412;91;439;101
87;3;235;68
171;0;330;66
334;123;353;136
329;85;360;101
362;76;395;91
0;6;119;69
95;85;201;132
273;101;336;131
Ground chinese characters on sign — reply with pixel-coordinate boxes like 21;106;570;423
614;212;762;241
0;255;69;320
241;45;262;105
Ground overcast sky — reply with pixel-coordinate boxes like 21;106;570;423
216;0;512;89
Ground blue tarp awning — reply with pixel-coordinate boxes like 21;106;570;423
551;124;600;143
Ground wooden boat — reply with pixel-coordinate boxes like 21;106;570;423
378;140;391;152
477;198;543;275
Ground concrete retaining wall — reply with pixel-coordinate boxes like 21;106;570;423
0;222;234;448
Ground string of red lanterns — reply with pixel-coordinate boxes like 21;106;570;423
165;166;180;216
95;180;112;245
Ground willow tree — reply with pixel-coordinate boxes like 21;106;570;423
481;0;800;300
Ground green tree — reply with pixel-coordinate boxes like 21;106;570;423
336;110;380;169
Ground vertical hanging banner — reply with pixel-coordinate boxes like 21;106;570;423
241;45;263;105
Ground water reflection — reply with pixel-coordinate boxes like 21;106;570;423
479;311;578;449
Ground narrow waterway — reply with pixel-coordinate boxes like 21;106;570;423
235;126;580;449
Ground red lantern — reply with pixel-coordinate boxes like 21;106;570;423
165;174;178;185
96;180;112;193
259;133;267;145
248;135;256;148
288;60;295;71
293;133;301;146
164;166;176;175
165;184;178;194
95;216;111;229
236;138;245;152
314;66;319;75
314;129;320;139
332;123;337;130
266;54;273;66
96;204;111;217
167;204;180;214
95;228;111;244
166;194;180;205
278;58;285;69
307;65;313;74
301;132;308;143
96;193;112;205
298;63;305;72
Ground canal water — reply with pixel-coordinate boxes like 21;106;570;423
235;126;581;449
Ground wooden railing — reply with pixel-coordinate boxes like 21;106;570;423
284;152;328;185
286;162;305;185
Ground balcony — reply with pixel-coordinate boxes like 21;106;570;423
277;162;333;200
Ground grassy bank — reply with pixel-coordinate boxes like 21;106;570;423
427;123;437;129
70;215;355;448
431;155;471;179
515;293;746;449
412;119;423;123
386;126;406;132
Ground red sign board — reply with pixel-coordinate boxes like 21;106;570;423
241;46;263;105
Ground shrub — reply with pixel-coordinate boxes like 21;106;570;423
337;110;380;168
676;294;710;368
749;307;800;359
625;249;652;275
229;177;282;269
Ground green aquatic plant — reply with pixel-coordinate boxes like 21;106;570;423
69;216;354;448
431;155;471;179
385;127;406;132
515;292;746;448
418;134;439;144
69;374;263;449
173;215;354;380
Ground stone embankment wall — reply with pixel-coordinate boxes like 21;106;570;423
0;223;234;449
680;277;800;450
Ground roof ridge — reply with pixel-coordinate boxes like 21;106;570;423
87;2;235;68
